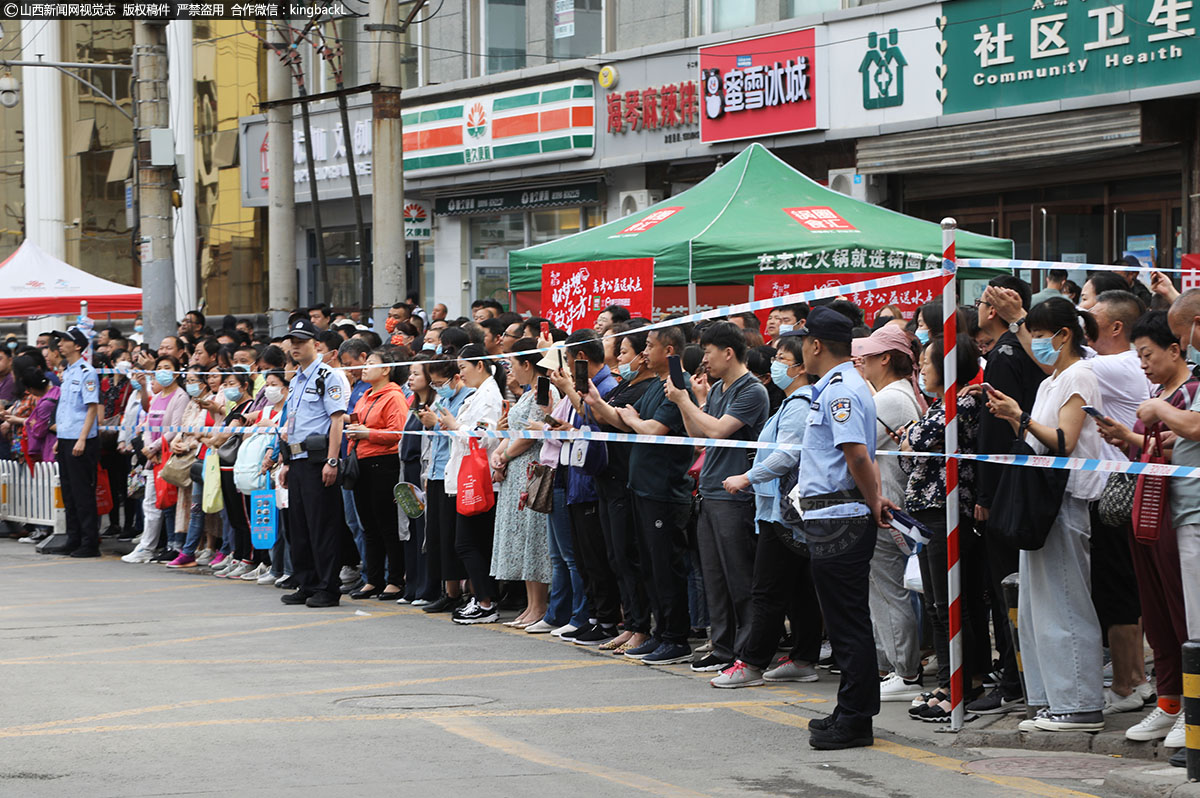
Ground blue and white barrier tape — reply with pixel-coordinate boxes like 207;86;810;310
100;424;1200;479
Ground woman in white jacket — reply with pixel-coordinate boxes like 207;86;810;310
437;343;504;624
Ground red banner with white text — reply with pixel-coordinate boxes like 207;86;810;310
753;272;936;330
540;259;655;333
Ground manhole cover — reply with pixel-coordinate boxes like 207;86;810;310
964;756;1136;779
334;693;495;710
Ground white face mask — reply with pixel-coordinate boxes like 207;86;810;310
264;385;285;405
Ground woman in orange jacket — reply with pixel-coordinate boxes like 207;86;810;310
344;350;410;600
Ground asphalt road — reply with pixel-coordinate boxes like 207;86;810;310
0;541;1135;798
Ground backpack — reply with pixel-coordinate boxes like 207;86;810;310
233;431;275;495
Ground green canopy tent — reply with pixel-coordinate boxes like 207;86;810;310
508;143;1012;296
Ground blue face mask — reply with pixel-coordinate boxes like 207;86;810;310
5;341;15;350
1030;335;1061;366
435;384;455;400
915;328;930;345
618;362;638;381
233;363;251;373
422;342;436;352
223;386;242;402
918;371;935;398
435;345;443;355
134;324;143;333
770;360;795;391
154;369;173;387
185;383;202;398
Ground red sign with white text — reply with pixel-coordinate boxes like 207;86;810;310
1182;254;1200;291
784;206;856;232
618;207;683;235
753;272;936;329
699;28;819;143
541;259;655;333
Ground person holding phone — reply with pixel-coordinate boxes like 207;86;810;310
791;308;896;750
489;339;559;628
164;364;218;569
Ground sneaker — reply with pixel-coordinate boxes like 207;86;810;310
452;601;499;625
1034;710;1104;732
339;565;360;585
880;672;925;702
1164;712;1186;748
642;642;693;666
410;598;431;606
18;529;50;544
257;569;279;585
1018;707;1052;732
1102;660;1114;688
691;654;732;673
195;549;215;566
276;575;298;589
1102;688;1144;715
1125;707;1180;742
923;655;938;677
150;549;179;563
982;669;1003;689
121;549;154;563
573;625;618;647
221;560;253;579
817;654;842;675
624;638;662;661
967;688;1025;715
1135;681;1156;706
1170;748;1186;768
819;641;832;661
166;553;197;569
240;563;270;581
809;722;873;751
763;658;819;683
208;552;228;569
710;661;764;689
211;557;238;577
550;623;579;639
451;597;479;620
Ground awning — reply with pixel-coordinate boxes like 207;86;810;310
856;107;1143;174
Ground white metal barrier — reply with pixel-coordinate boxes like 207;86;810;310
0;460;65;533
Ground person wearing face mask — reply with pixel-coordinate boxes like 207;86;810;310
852;325;924;700
203;370;265;581
899;335;985;723
488;339;558;629
711;332;822;688
93;353;133;539
165;365;218;569
121;355;189;563
987;297;1107;733
115;358;148;541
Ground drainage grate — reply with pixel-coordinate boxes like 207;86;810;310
334;693;495;710
964;755;1138;779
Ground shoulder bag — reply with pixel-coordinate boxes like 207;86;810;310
524;461;555;514
341;394;383;491
1132;427;1169;544
989;428;1068;551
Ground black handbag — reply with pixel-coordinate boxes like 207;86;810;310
341;394;383;491
989;428;1068;551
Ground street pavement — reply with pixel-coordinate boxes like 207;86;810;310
0;540;1152;798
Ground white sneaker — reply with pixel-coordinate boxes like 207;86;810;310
1102;687;1144;715
819;641;832;661
223;560;253;579
339;565;360;585
241;563;269;581
1018;708;1052;732
121;549;154;563
1164;712;1186;748
550;624;578;638
195;548;215;566
880;672;925;702
212;558;236;577
923;655;939;678
274;574;291;587
1134;681;1156;705
1125;707;1179;741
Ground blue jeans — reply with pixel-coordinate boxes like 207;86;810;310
183;481;204;556
545;486;588;627
220;509;233;556
343;487;367;567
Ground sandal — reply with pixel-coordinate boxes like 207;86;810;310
612;642;634;655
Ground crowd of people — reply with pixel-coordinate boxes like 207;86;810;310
2;265;1197;757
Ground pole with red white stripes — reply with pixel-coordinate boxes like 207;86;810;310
941;218;964;731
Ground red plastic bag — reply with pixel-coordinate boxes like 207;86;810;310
456;438;495;516
95;466;114;516
154;458;179;509
1133;428;1168;544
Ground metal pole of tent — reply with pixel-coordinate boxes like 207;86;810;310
941;218;963;731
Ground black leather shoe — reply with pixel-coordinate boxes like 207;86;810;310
809;707;841;733
421;595;458;613
809;722;873;751
378;591;404;601
281;590;312;605
39;544;74;555
349;585;383;600
69;548;101;558
306;593;340;608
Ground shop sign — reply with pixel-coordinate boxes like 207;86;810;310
605;81;699;137
596;52;704;158
698;27;824;144
755;247;939;273
403;200;432;241
826;7;944;129
402;80;595;177
943;0;1200;114
541;259;655;333
754;272;938;326
435;182;601;216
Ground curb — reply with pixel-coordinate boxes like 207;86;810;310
1101;765;1200;798
955;715;1177;762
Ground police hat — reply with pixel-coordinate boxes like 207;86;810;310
789;307;853;344
49;327;89;349
284;319;319;341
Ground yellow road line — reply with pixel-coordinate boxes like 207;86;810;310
731;705;1103;798
426;715;711;797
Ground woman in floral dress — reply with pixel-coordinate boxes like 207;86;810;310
490;339;558;628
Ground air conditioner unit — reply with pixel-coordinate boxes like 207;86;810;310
618;190;664;218
828;168;887;205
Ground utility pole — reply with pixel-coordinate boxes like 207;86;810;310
266;21;296;336
368;0;425;330
133;21;174;347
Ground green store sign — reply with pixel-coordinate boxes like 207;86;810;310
943;0;1200;114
